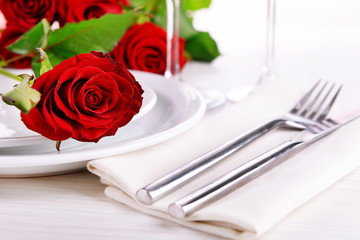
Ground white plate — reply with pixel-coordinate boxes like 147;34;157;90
0;70;206;177
0;70;157;148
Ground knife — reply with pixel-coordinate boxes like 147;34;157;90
167;109;360;218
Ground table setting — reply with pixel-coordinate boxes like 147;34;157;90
1;0;360;239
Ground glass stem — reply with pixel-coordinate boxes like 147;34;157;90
165;0;180;81
260;0;276;83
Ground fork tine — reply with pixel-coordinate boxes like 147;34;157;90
290;80;321;114
316;84;342;122
307;82;335;119
299;81;328;117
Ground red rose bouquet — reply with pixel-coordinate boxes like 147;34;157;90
0;0;219;147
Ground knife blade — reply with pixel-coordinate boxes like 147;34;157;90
167;108;360;219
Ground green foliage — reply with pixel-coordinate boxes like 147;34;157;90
185;31;220;62
38;48;53;75
129;0;157;8
181;0;211;11
13;13;135;77
47;13;133;58
6;0;219;69
7;19;50;55
31;51;63;78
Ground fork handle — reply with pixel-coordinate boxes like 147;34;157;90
168;140;302;218
136;119;288;205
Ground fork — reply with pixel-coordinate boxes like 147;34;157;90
136;80;342;205
167;111;359;218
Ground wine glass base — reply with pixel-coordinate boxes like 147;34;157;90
226;70;278;102
200;89;226;110
225;85;254;102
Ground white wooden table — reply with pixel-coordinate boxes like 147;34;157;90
2;1;360;239
1;167;360;240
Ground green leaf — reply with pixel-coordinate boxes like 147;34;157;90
7;19;51;55
181;0;211;11
1;74;41;114
48;12;134;58
37;48;53;75
31;49;66;78
32;12;134;76
130;0;156;8
185;31;220;62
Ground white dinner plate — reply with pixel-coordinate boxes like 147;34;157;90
0;70;206;177
0;70;157;148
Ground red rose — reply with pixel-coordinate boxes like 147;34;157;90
0;0;57;30
21;51;143;142
110;22;187;75
0;26;32;69
58;0;129;25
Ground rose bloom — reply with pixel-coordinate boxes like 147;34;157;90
110;22;187;75
0;0;57;30
58;0;130;25
21;51;143;142
0;26;32;68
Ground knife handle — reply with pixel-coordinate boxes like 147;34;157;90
167;140;302;218
136;119;289;205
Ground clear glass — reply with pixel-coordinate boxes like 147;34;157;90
226;0;277;101
165;0;180;82
258;0;277;86
165;0;226;110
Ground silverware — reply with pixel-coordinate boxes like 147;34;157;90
136;80;341;205
168;108;360;218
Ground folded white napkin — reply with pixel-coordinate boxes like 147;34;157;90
87;80;360;239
